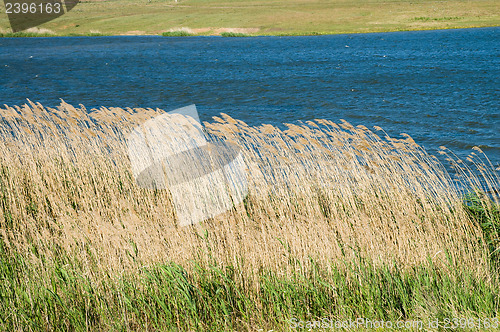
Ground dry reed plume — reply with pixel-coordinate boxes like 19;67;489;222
0;100;497;287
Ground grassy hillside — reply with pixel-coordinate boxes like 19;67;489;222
0;0;499;36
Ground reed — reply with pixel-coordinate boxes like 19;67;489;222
0;31;54;37
220;32;250;37
162;31;192;37
0;101;498;330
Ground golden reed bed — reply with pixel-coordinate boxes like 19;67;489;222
0;101;497;285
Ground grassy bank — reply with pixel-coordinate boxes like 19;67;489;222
0;0;498;36
0;101;499;330
1;245;499;330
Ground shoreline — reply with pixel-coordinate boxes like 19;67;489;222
1;0;498;38
1;24;498;38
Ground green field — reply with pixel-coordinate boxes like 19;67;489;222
0;0;499;36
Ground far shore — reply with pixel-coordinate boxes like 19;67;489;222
1;0;498;38
1;24;499;38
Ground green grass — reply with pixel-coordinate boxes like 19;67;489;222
1;238;499;331
0;31;54;37
220;32;250;37
162;30;193;37
67;32;103;37
413;16;464;22
0;31;103;37
0;0;498;36
464;192;500;264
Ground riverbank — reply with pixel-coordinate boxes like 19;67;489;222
0;0;498;37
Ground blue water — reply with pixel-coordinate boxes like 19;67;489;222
0;27;499;167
